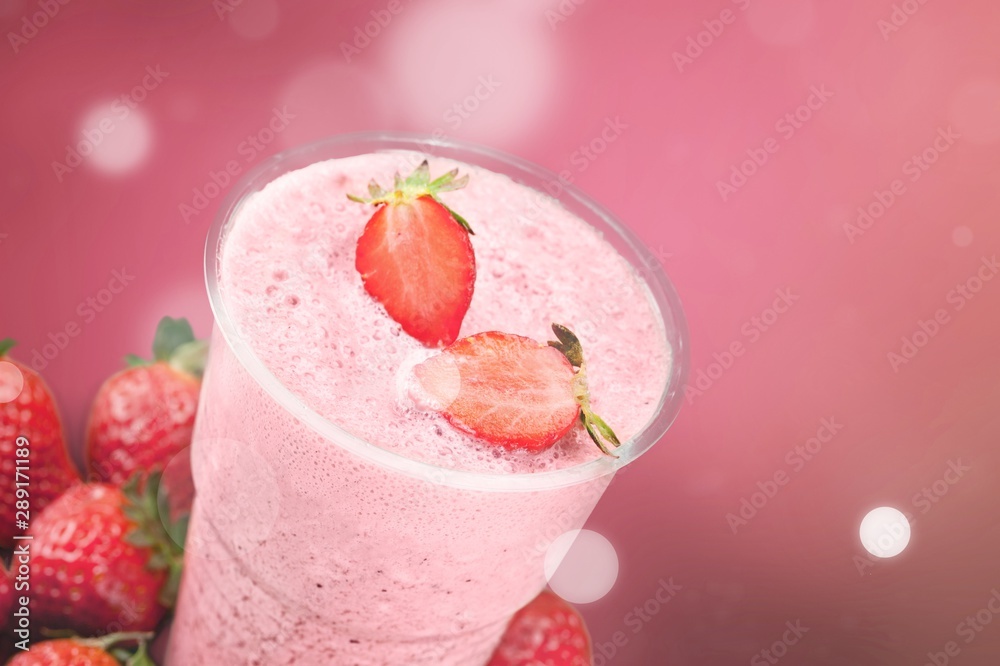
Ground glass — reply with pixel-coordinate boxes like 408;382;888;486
166;132;689;665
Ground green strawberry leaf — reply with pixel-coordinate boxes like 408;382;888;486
168;339;209;379
347;160;474;234
121;469;189;609
548;324;583;368
0;338;16;357
124;354;148;367
441;203;474;235
152;317;196;362
125;639;157;666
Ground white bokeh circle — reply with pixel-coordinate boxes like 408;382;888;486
0;361;24;404
544;528;619;604
948;80;1000;144
952;225;973;247
381;0;555;143
860;506;911;559
78;102;153;175
276;60;394;148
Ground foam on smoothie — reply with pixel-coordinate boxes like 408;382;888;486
219;151;669;474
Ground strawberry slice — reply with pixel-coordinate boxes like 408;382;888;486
414;324;621;454
350;161;476;347
487;590;593;666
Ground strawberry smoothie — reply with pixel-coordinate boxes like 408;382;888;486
167;137;686;665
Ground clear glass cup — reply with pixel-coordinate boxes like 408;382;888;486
166;132;689;665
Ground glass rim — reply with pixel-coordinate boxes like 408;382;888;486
204;131;689;492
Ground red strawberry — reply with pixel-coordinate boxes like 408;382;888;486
0;339;80;548
29;474;186;637
488;590;593;666
350;160;476;347
414;325;621;454
6;633;154;666
85;317;204;515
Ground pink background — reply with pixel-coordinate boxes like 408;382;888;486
3;0;1000;663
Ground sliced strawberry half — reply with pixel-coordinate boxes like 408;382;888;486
414;324;621;454
350;160;476;347
487;590;593;666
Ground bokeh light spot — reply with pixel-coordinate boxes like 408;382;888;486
952;225;973;247
277;60;394;148
859;506;911;559
382;0;555;144
0;361;24;404
544;529;619;604
949;80;1000;144
78;102;153;175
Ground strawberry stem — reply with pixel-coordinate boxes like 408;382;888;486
347;160;474;234
548;324;622;457
123;640;157;666
83;631;154;651
76;631;155;663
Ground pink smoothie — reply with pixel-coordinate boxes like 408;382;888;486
167;151;671;665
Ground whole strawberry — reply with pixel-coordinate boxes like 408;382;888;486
0;339;80;547
29;474;186;637
349;160;476;347
85;317;205;507
415;324;620;454
488;590;593;666
5;633;154;666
